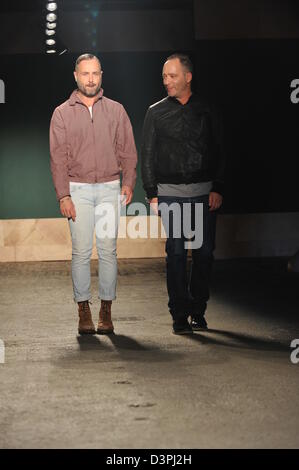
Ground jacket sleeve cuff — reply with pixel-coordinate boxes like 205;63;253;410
56;188;71;201
211;181;224;196
59;194;71;201
122;172;137;191
145;186;158;199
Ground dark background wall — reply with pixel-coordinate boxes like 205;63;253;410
0;0;299;219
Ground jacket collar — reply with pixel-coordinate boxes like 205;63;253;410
168;93;208;111
168;92;199;106
69;88;104;106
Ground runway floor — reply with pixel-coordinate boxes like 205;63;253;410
0;257;298;448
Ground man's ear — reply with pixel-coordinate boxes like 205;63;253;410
186;71;192;85
73;71;77;82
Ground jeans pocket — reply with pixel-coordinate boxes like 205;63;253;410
70;186;80;196
70;183;88;195
105;181;120;189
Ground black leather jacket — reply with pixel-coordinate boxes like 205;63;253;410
141;94;225;199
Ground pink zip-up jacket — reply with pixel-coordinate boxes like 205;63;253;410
50;89;137;200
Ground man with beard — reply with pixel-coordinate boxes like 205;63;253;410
50;54;137;335
141;53;225;334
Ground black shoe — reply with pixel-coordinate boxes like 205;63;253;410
173;318;193;335
191;316;208;331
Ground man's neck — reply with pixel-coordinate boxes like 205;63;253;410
77;91;99;108
177;90;192;105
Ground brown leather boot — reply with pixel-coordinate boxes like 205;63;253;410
97;300;114;334
78;301;96;335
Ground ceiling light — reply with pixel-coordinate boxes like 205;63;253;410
46;22;56;29
45;29;56;36
46;13;57;22
46;3;57;12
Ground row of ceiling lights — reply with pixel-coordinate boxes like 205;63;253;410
45;2;58;54
45;2;67;55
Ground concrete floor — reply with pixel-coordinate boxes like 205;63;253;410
0;257;299;449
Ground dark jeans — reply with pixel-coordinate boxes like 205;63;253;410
158;194;217;320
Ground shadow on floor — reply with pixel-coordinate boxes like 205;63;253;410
76;333;150;352
76;334;111;351
211;258;299;324
106;333;149;351
50;333;186;365
188;328;291;353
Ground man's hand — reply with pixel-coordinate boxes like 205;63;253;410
209;192;223;211
121;185;133;205
149;197;159;215
60;196;76;222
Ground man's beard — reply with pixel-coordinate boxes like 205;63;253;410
78;82;101;98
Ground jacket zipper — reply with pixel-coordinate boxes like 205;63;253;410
91;104;97;182
81;102;97;183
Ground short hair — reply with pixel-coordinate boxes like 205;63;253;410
75;53;101;70
165;53;193;74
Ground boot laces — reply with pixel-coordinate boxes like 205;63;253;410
80;301;90;316
101;302;111;321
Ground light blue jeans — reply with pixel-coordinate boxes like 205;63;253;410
68;181;120;303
